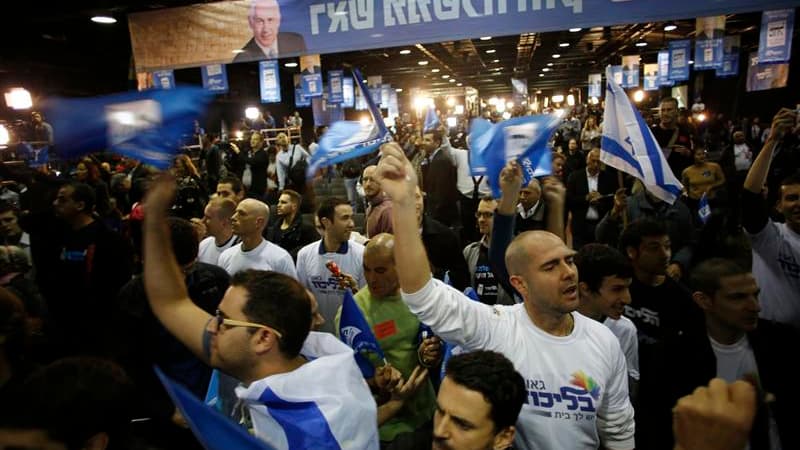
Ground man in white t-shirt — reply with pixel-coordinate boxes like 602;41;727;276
296;197;365;334
374;143;635;450
198;197;240;266
218;199;297;279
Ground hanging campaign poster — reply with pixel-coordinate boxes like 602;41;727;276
312;87;345;126
342;77;354;108
658;51;675;87
328;70;344;104
587;73;602;98
300;54;323;97
669;40;691;81
367;76;383;105
201;64;229;94
511;78;529;105
153;70;175;89
717;36;741;78
694;16;725;70
610;66;623;86
622;55;640;88
643;64;659;91
259;60;281;103
746;53;790;92
381;84;393;108
294;74;311;107
758;9;794;63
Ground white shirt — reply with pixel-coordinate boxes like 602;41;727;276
748;221;800;328
218;239;297;279
733;143;753;172
296;239;366;334
518;202;541;220
450;148;491;198
255;39;279;60
586;169;600;220
604;316;640;381
276;145;310;190
402;278;635;450
198;235;240;266
308;142;319;156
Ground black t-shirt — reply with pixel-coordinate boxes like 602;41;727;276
651;125;694;177
473;245;499;305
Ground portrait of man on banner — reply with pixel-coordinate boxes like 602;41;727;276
696;15;725;40
233;0;307;63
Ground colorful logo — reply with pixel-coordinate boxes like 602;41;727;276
570;371;601;400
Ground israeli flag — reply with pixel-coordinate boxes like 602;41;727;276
469;114;561;198
339;289;386;378
44;86;211;169
236;332;379;450
601;65;682;204
305;69;391;178
423;106;440;133
698;192;711;224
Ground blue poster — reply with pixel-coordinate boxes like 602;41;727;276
367;76;383;105
668;40;691;81
717;36;741;78
300;55;323;98
153;70;175;89
312;90;345;126
622;55;639;88
758;9;794;63
746;52;790;92
380;84;392;108
259;60;281;103
201;64;229;94
511;78;528;105
293;74;310;107
328;70;344;104
610;66;623;86
694;40;724;70
587;73;602;98
342;77;354;108
643;64;659;91
658;51;675;87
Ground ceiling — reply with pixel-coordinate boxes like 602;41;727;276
0;1;779;103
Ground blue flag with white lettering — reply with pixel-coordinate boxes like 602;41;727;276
306;69;391;178
698;192;711;224
339;289;386;378
44;86;211;169
423;107;440;133
155;367;276;450
469;115;560;198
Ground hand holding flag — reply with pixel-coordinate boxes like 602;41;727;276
698;192;711;224
338;289;387;378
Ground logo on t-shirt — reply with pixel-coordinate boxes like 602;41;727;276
523;371;601;419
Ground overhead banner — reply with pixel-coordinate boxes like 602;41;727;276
300;54;323;98
367;76;383;105
381;84;393;108
342;77;354;108
610;66;623;86
694;16;725;70
128;0;799;71
643;64;659;91
758;9;795;63
622;55;640;88
657;51;675;87
259;60;281;103
717;36;741;78
312;88;345;126
511;78;529;105
668;40;691;81
201;64;229;94
153;70;175;89
746;53;790;92
328;70;344;104
294;74;311;107
587;73;602;98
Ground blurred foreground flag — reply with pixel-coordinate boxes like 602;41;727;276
339;288;386;378
469;114;561;198
601;65;682;203
423;106;440;133
306;69;391;177
44;86;211;169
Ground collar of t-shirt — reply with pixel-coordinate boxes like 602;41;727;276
318;239;349;255
518;201;540;219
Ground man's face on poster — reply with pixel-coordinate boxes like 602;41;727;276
249;0;281;49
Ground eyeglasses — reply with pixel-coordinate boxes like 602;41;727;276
475;211;494;219
214;310;283;338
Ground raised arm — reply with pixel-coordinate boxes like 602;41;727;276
143;175;213;364
744;108;796;194
542;176;567;241
490;161;524;298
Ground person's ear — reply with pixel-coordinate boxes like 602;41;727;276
692;291;713;311
578;281;592;299
492;425;516;449
508;275;527;300
252;328;278;355
625;246;637;261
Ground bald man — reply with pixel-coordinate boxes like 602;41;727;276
363;165;393;237
374;143;635;450
233;0;307;63
218;198;297;278
198;197;239;266
334;233;437;445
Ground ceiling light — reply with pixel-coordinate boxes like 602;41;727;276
542;67;551;72
492;59;500;63
486;49;496;54
633;90;645;103
636;41;648;47
399;49;411;55
442;75;450;79
559;42;570;47
485;79;494;82
245;107;260;120
547;62;554;67
418;60;429;65
664;24;677;32
689;60;695;65
457;83;463;86
231;49;245;54
431;68;440;73
552;54;561;58
395;88;403;92
494;67;502;71
569;27;582;32
284;62;298;67
539;73;545;77
0;125;9;146
91;15;117;24
480;36;492;40
449;79;455;82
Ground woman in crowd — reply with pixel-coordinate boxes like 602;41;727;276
580;115;602;151
73;157;112;218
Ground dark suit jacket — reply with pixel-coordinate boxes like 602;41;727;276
421;148;459;226
232;33;307;63
566;169;616;234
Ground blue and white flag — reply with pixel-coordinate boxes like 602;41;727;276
236;332;379;449
601;66;682;204
204;368;221;411
468;114;561;198
339;289;386;378
44;86;211;169
306;69;391;177
423;106;440;133
758;9;794;63
698;192;711;224
156;367;276;450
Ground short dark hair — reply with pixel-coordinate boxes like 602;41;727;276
690;258;750;297
0;200;17;216
423;128;444;145
66;182;96;214
316;197;349;227
167;217;199;266
660;97;678;107
619;218;668;253
445;350;526;432
281;189;303;207
218;175;244;194
575;244;633;292
232;270;311;358
780;171;800;188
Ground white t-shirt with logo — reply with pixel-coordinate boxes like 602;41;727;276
749;221;800;329
198;235;240;266
218;239;297;279
402;278;635;450
604;316;640;381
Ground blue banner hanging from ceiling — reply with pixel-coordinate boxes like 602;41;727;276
621;55;639;88
658;51;675;87
717;36;741;78
128;0;800;71
758;9;795;63
587;73;602;98
259;60;281;103
693;16;725;70
342;77;355;108
668;40;691;82
610;66;623;86
328;70;344;104
201;64;229;94
294;74;311;107
152;70;175;89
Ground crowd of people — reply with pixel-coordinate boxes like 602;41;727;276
0;96;797;450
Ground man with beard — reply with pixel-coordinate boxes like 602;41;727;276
265;189;316;261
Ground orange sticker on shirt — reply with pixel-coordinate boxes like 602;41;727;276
373;320;397;340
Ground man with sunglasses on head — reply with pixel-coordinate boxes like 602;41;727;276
142;175;379;450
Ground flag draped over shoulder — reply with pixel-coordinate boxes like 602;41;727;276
305;69;391;178
600;65;682;203
423;106;440;133
338;289;386;378
43;86;211;169
468;114;561;198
